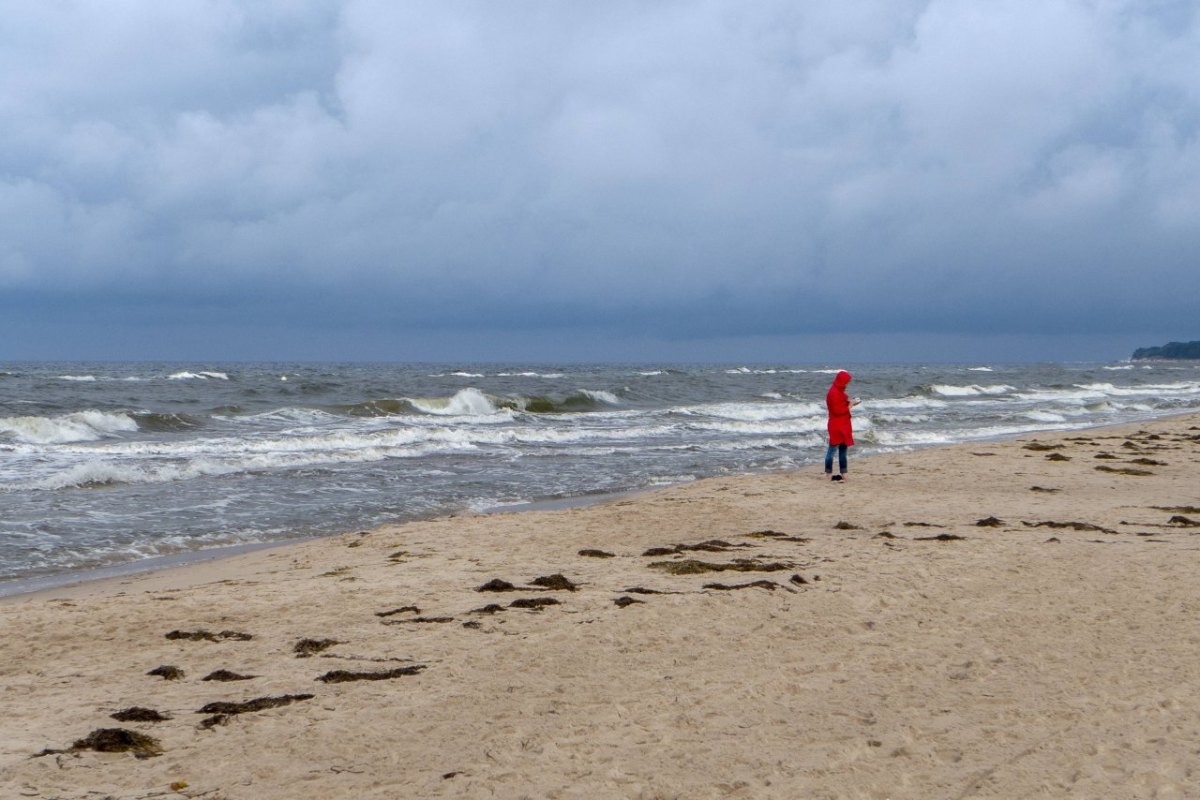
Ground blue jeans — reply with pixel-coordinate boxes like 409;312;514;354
825;444;847;474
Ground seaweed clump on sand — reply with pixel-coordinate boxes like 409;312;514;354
197;694;315;729
704;580;784;591
111;707;170;722
165;629;253;642
529;574;578;591
37;728;164;759
476;579;519;592
509;597;560;610
294;638;341;657
914;533;966;541
147;665;185;680
643;540;750;556
317;666;426;684
1095;465;1151;476
470;604;506;615
1023;520;1116;534
578;549;615;558
975;517;1004;527
614;596;643;608
375;606;421;618
745;530;811;542
202;669;256;682
648;559;794;576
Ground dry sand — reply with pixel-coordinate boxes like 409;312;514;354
3;415;1199;799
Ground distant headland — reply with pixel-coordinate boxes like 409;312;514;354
1131;341;1200;360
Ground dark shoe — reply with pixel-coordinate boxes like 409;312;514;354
831;474;843;482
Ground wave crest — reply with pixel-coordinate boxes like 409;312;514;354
929;384;1015;397
1;411;139;444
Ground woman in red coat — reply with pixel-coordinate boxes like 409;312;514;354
825;370;858;481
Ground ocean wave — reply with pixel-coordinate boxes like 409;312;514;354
674;400;825;422
725;367;808;375
929;384;1016;397
337;399;413;417
132;412;203;432
0;411;139;444
17;422;693;491
862;396;948;411
871;413;931;424
684;418;829;436
1012;381;1200;405
967;366;994;372
168;371;229;381
1074;381;1200;397
578;389;620;405
230;407;345;426
1021;410;1068;423
57;375;97;382
868;421;1088;447
407;388;501;416
495;372;566;378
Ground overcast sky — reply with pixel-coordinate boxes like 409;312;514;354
2;0;1198;363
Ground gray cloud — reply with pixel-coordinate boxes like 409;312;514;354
3;0;1198;360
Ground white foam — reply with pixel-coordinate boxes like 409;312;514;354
930;384;1015;397
230;408;343;426
725;367;808;375
872;414;931;424
686;418;828;436
57;375;97;382
1075;381;1200;396
0;411;139;444
967;366;994;372
866;396;949;411
1022;410;1068;423
495;372;565;378
168;371;229;381
676;400;825;422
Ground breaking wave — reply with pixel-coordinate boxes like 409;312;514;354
168;371;229;381
0;411;139;444
928;384;1016;397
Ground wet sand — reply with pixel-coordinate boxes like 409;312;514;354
3;414;1199;799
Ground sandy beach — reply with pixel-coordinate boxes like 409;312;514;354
3;414;1199;799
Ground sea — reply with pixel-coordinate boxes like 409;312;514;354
3;360;1199;594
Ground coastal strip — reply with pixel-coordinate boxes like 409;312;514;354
3;414;1199;798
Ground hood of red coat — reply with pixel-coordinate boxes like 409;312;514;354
833;370;852;389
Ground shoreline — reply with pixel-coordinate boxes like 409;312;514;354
0;486;659;604
3;411;1198;797
4;409;1194;604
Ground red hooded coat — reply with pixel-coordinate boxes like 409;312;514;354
826;370;854;446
